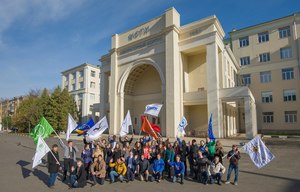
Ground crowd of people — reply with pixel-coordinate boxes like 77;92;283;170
46;134;241;189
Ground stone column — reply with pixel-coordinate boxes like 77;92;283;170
206;42;223;138
165;8;181;137
109;34;119;135
244;97;257;139
100;72;108;118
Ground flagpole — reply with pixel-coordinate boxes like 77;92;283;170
52;129;64;144
48;149;60;165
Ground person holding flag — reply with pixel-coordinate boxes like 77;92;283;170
225;144;241;185
47;144;61;189
59;139;79;182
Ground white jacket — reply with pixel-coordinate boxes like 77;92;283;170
208;162;226;176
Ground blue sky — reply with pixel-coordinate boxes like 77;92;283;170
0;0;299;99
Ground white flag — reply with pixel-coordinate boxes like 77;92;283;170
242;136;275;168
66;114;77;141
32;136;51;169
177;116;188;136
86;116;109;142
120;110;132;137
144;103;163;117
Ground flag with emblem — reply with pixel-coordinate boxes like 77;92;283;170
242;136;275;168
177;116;188;137
30;117;54;144
32;136;51;168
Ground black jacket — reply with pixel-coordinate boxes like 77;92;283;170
76;165;87;188
138;159;150;173
47;151;59;173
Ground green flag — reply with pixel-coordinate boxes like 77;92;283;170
30;117;54;144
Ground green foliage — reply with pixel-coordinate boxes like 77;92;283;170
12;87;79;132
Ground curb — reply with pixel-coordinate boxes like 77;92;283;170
263;135;300;139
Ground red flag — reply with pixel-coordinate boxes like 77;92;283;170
150;123;161;132
141;117;159;140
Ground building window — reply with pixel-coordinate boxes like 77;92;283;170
285;111;297;123
282;68;294;80
72;72;76;79
263;112;274;123
79;82;84;89
242;74;251;85
90;82;96;88
279;26;291;38
72;84;76;90
260;71;271;83
280;47;292;59
259;52;270;62
91;70;96;77
240;56;250;66
90;93;95;101
66;75;69;81
239;37;249;47
89;105;94;112
262;91;273;103
283;89;296;101
258;32;269;43
79;70;84;77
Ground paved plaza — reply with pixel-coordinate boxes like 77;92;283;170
0;132;300;192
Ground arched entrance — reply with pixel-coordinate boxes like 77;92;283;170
122;64;164;135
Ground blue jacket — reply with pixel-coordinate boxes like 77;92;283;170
152;159;165;173
169;161;185;175
125;156;137;171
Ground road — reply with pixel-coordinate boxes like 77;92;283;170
0;132;299;192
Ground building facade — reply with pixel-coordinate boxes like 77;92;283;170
229;13;300;134
61;63;101;123
99;8;257;139
0;96;26;131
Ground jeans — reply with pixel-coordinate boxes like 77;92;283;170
152;172;162;181
70;175;78;188
211;172;223;184
92;175;104;185
48;172;58;187
63;159;74;179
226;164;239;182
127;168;135;181
173;173;184;183
110;171;124;182
198;171;208;184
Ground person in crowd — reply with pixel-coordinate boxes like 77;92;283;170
70;159;87;188
92;144;104;162
81;144;93;180
206;137;216;161
47;144;60;189
143;142;151;160
214;140;225;164
179;139;188;177
152;154;165;183
173;141;181;156
125;151;138;182
109;157;127;183
90;154;106;186
208;156;226;185
133;141;143;159
108;135;117;149
119;134;134;147
59;139;78;182
138;154;150;181
199;140;206;154
141;136;151;147
112;143;122;162
225;144;241;186
168;155;185;184
195;150;211;185
188;139;198;177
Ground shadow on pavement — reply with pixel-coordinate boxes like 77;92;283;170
16;160;31;178
240;170;300;190
32;169;49;186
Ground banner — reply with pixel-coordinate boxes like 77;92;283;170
30;117;54;144
120;110;132;137
66;114;77;141
144;103;163;117
243;136;275;168
86;116;109;142
177;116;188;136
32;136;51;168
208;113;215;140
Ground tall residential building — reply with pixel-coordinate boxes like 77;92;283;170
0;96;26;131
61;63;100;123
229;13;300;134
99;8;257;139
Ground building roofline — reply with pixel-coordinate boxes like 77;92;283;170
61;63;100;74
229;12;300;35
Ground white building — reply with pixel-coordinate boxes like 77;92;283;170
99;8;257;139
61;63;100;123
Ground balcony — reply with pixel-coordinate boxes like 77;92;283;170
183;90;207;105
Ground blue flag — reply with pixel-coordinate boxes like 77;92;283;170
73;118;95;135
208;113;215;140
242;136;275;168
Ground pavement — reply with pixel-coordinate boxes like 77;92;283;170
0;132;300;192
